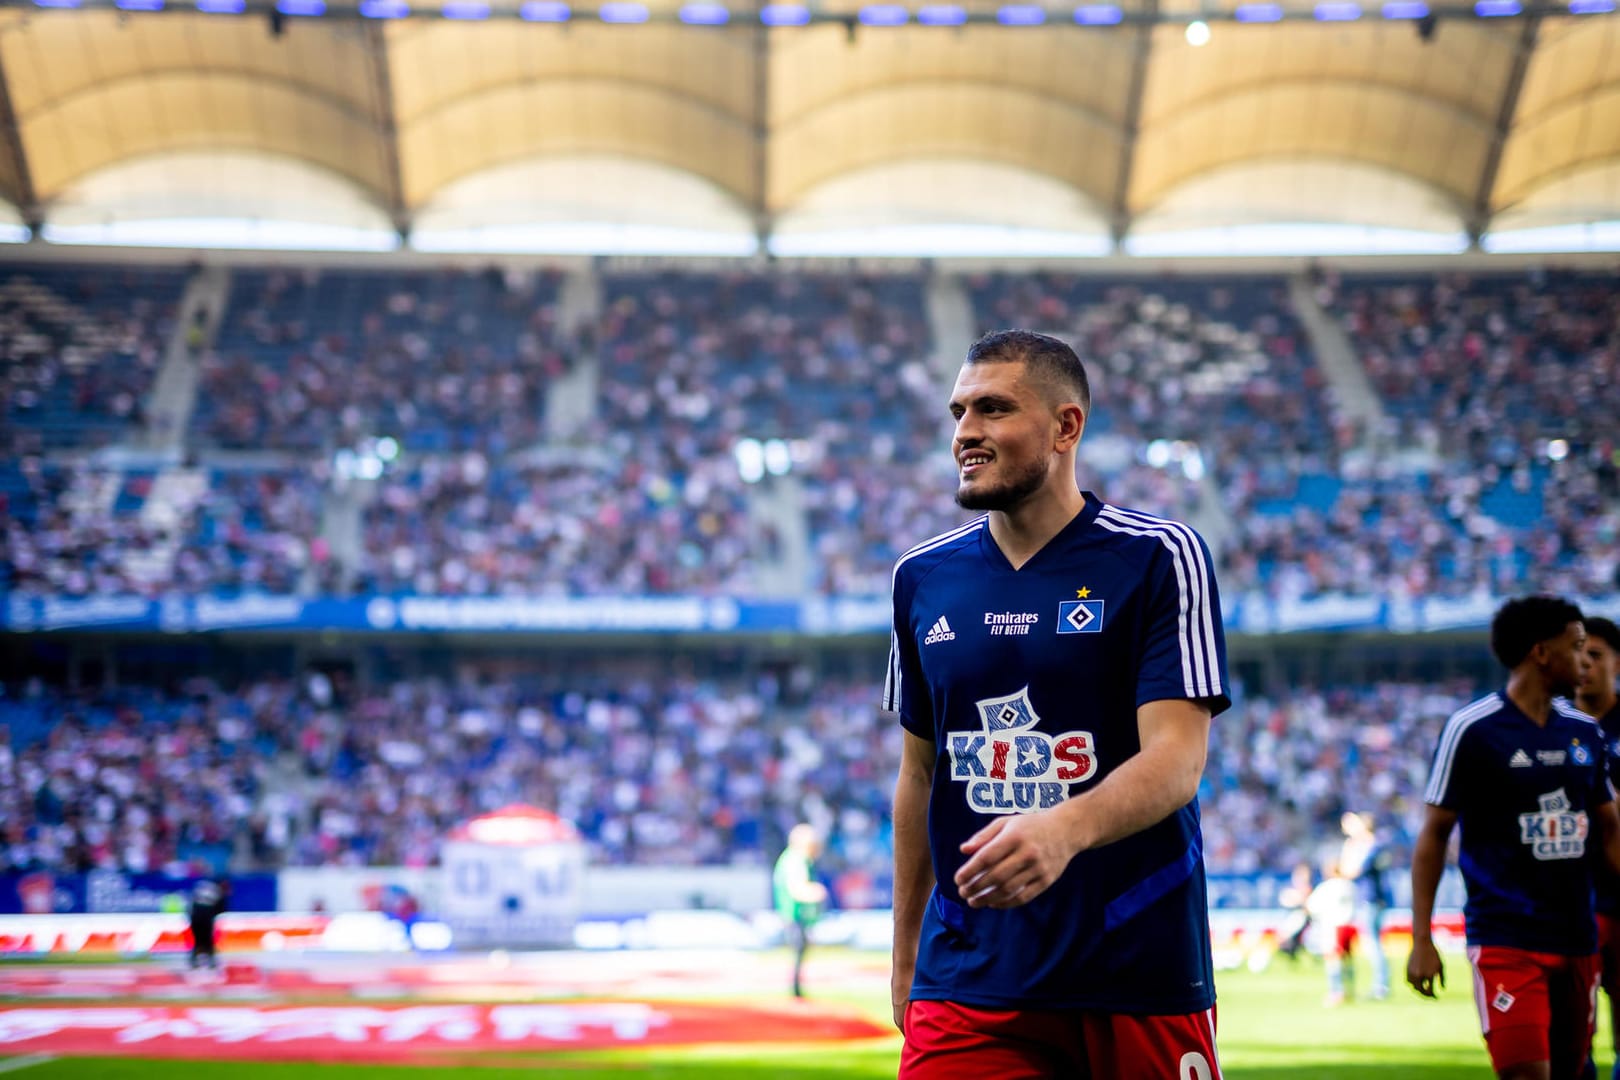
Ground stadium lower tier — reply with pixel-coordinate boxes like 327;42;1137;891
0;668;1484;892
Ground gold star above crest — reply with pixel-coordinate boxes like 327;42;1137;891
1076;587;1091;599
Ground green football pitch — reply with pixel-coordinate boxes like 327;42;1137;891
3;949;1611;1078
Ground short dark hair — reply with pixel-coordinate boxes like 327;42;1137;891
966;329;1091;416
1586;616;1620;654
1490;594;1585;669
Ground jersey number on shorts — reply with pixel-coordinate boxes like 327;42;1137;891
1181;1052;1215;1080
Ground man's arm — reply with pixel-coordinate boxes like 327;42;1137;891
1597;800;1620;880
891;729;935;1032
1406;803;1457;998
954;697;1211;909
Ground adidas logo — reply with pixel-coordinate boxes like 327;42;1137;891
1509;749;1532;768
923;615;957;645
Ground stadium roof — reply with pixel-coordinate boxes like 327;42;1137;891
0;4;1616;255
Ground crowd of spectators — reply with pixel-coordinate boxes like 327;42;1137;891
965;270;1620;602
1213;267;1620;601
355;441;758;596
5;263;1620;605
0;265;183;455
1202;679;1475;878
1;462;332;597
0;669;899;889
0;668;1476;899
1323;268;1620;471
967;273;1353;463
354;271;949;597
194;266;573;455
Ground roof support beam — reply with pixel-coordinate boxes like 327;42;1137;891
1109;0;1156;248
0;44;40;234
752;10;773;254
1469;12;1541;244
362;23;411;240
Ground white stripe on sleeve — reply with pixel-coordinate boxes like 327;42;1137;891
1093;509;1219;699
1422;694;1502;806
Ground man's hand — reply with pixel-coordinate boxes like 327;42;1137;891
1407;938;1445;998
953;812;1077;909
890;964;912;1033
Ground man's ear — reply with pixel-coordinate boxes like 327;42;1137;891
1055;402;1086;453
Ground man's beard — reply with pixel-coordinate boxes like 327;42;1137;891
955;456;1048;511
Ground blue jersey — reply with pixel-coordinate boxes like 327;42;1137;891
1423;692;1612;955
883;494;1230;1014
1344;840;1393;909
1595;704;1620;917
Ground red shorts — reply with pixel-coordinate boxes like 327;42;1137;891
900;999;1221;1080
1467;945;1600;1076
1334;924;1359;956
1599;913;1620;997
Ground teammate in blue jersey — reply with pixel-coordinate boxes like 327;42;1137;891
1408;596;1620;1080
1577;616;1620;1080
884;329;1230;1079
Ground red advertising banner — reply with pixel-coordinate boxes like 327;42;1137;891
0;1002;891;1063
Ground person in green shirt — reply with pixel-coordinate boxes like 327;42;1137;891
774;824;828;998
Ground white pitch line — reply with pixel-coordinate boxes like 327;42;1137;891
0;1054;55;1074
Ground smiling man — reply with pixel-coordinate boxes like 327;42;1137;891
883;329;1230;1079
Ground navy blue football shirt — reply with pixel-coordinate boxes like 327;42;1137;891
883;493;1230;1014
1597;704;1620;917
1424;692;1613;954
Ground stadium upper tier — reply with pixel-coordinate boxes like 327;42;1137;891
199;266;569;454
1;264;185;454
1;262;1617;605
967;273;1346;458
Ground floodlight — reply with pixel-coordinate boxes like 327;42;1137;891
1074;3;1122;22
759;2;809;22
997;3;1046;23
521;0;570;18
1234;4;1281;21
860;4;908;23
679;1;730;22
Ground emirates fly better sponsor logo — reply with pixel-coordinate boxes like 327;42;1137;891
948;686;1097;814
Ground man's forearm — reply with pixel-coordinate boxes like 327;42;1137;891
892;767;935;969
1050;732;1202;854
1409;829;1447;942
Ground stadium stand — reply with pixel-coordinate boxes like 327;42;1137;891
4;260;1619;894
5;263;1618;604
0;264;186;455
197;266;569;454
0;669;1485;901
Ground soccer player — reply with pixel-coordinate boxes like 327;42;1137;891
1339;810;1393;1000
1408;596;1620;1080
773;823;828;998
1578;616;1620;1080
885;329;1229;1079
188;877;229;970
